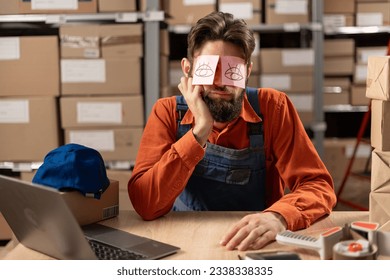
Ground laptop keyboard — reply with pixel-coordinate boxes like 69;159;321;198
87;239;148;260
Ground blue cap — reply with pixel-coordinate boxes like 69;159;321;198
32;143;110;199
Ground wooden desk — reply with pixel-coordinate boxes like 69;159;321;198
2;210;370;260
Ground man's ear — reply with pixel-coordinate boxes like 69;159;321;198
247;61;253;78
181;58;191;77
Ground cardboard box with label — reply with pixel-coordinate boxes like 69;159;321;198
366;56;390;101
260;73;313;93
19;0;97;14
219;0;262;25
62;179;119;226
61;58;141;95
265;0;309;24
64;127;143;161
60;24;143;59
60;95;144;128
18;172;120;224
0;36;59;97
166;0;216;25
59;24;100;59
0;97;60;162
260;48;314;74
357;2;390;26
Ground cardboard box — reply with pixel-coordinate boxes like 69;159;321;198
106;169;134;211
260;73;313;93
98;0;137;12
357;2;390;26
60;24;143;59
351;85;370;106
371;100;390;151
324;0;355;14
59;24;100;59
324;56;354;76
265;0;309;24
0;97;60;162
0;212;12;240
60;95;144;128
371;149;390;193
324;91;349;106
324;39;355;57
0;36;59;97
370;192;390;226
366;56;390;101
61;58;141;95
219;0;262;25
62;179;119;226
19;0;97;14
260;48;314;74
21;169;129;212
100;24;143;58
0;0;19;14
166;0;216;25
356;46;388;64
64;127;143;161
323;14;355;29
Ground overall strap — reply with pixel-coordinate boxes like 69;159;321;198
176;95;192;140
246;87;264;136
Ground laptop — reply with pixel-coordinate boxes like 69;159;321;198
0;174;180;260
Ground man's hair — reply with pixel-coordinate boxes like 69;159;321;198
187;11;255;66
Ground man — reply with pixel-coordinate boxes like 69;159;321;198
128;11;336;251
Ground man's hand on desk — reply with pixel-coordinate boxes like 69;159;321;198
219;212;287;251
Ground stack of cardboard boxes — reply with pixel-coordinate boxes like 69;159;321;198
0;36;61;163
366;54;390;256
59;23;144;164
366;55;390;226
260;48;315;125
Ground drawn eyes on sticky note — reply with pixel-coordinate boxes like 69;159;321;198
192;55;219;85
192;55;247;89
222;56;246;88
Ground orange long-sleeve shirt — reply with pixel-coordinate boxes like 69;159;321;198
128;88;336;231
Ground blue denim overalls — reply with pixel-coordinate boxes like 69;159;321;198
173;87;266;211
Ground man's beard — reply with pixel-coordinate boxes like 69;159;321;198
202;87;244;123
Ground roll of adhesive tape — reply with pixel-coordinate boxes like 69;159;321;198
333;239;377;260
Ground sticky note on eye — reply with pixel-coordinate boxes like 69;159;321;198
192;55;219;85
192;55;247;89
221;56;246;89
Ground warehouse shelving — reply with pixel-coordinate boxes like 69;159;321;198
0;1;165;171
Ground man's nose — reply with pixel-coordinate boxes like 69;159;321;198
213;62;223;86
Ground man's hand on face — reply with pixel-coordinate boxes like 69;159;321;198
219;212;287;251
178;76;213;147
